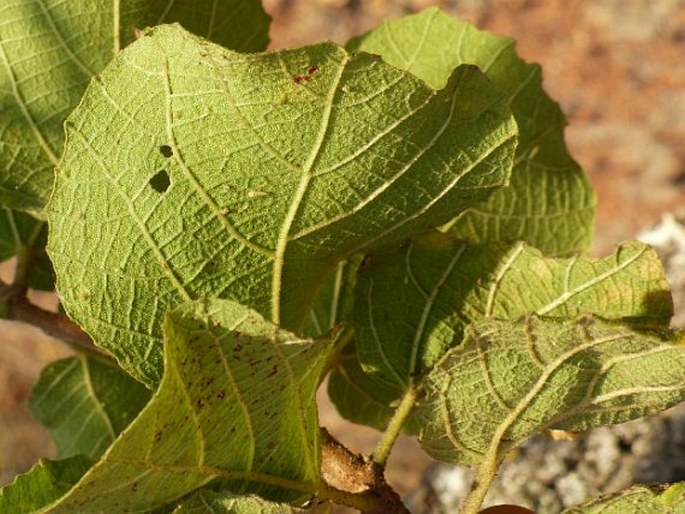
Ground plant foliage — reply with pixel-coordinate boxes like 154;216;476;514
1;2;684;513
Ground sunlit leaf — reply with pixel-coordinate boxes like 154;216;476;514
45;299;331;511
330;234;671;431
562;483;685;513
417;317;685;466
349;7;595;256
47;25;517;385
0;456;92;512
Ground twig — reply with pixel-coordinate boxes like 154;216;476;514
0;280;108;357
320;428;410;513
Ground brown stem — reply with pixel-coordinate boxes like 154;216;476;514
320;428;410;514
0;280;107;357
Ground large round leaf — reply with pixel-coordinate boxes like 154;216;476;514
48;25;517;385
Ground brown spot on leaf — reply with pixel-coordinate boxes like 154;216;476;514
293;75;311;84
293;65;319;84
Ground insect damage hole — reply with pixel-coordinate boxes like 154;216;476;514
149;169;171;193
159;144;173;158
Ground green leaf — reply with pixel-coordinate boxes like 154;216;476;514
0;456;92;513
29;354;151;461
305;256;361;338
329;234;672;431
327;343;396;430
417;316;685;466
349;7;596;255
562;483;685;513
0;0;271;214
47;24;517;385
173;491;331;513
0;208;54;290
45;299;331;512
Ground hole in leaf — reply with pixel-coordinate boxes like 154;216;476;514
149;169;170;193
159;145;173;158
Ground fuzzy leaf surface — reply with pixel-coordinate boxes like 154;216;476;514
43;299;330;512
174;491;331;513
562;483;685;513
0;456;92;513
48;25;517;385
0;208;53;289
0;0;270;213
349;7;595;255
417;316;685;466
330;235;672;430
30;354;151;461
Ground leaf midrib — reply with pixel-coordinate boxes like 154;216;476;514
407;241;467;384
69;127;193;302
270;53;350;325
478;326;634;460
536;245;648;315
79;355;116;443
161;58;274;259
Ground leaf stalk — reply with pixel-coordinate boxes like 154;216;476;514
372;385;421;466
0;279;107;357
461;449;500;514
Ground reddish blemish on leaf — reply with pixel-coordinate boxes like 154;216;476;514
293;65;319;84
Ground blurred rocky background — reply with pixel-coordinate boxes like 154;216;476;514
1;1;684;512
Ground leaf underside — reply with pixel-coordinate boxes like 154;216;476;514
563;482;685;513
417;316;685;466
30;354;151;461
330;234;672;431
349;7;596;256
173;491;330;513
0;456;92;513
48;25;517;386
0;0;270;214
45;299;329;512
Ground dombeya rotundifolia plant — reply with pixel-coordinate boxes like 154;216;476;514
1;3;685;514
